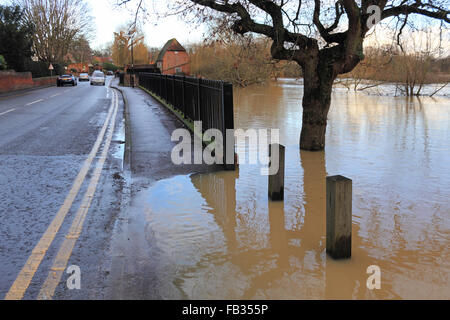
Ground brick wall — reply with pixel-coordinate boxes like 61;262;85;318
66;63;90;75
0;70;57;94
162;51;190;75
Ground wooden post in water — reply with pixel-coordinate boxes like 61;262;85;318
268;143;285;201
326;175;352;259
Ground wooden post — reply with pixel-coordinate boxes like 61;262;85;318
268;143;285;201
326;175;352;259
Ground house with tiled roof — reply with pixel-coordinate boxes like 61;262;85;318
156;39;190;75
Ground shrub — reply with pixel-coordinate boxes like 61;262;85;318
0;54;7;70
23;60;65;78
102;62;119;72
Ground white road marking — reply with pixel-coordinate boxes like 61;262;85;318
26;99;43;106
50;93;60;98
0;108;15;117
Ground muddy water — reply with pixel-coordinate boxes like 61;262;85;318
135;79;450;299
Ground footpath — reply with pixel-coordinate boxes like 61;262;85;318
112;78;220;192
105;79;221;299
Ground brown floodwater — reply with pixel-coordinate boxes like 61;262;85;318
134;79;449;299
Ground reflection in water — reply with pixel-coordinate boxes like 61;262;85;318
136;80;449;299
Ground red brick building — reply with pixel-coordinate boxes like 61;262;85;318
66;62;90;74
156;39;190;75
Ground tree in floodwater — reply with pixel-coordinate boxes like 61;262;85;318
181;1;449;150
122;0;449;151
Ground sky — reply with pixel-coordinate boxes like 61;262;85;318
0;0;206;49
87;0;206;50
1;0;447;54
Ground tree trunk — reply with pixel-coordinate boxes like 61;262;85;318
299;60;335;151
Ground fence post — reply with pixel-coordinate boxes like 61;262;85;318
181;76;186;117
268;143;285;201
164;75;168;101
326;175;352;259
172;75;175;107
222;82;235;170
197;78;202;122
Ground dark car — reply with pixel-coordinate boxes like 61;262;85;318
57;74;77;87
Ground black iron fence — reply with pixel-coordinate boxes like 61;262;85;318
138;73;235;169
119;72;124;86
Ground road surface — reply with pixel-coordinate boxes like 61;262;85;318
0;77;125;299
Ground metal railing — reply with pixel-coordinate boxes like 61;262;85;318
119;72;124;86
138;73;235;169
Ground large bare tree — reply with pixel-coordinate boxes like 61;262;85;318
122;0;449;150
17;0;92;63
68;35;92;63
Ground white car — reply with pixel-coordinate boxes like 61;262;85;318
90;71;106;86
79;73;89;81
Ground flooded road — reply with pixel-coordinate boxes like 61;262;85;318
127;79;449;299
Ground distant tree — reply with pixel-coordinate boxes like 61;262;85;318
69;35;92;63
92;58;100;66
0;5;33;72
102;62;119;72
148;47;159;63
111;30;131;67
17;0;92;63
190;29;277;86
0;54;7;69
111;27;146;67
133;42;150;64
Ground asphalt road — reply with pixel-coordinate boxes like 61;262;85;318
0;77;126;299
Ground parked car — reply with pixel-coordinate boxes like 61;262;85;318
106;71;114;76
79;73;89;81
90;71;105;86
57;74;77;87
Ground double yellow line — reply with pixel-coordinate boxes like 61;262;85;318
5;89;119;300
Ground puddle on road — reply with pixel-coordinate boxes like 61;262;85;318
130;79;450;299
110;119;125;171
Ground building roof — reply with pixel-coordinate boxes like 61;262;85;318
156;38;186;62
